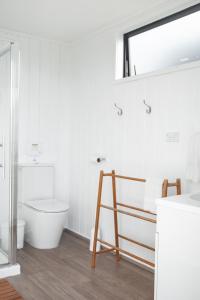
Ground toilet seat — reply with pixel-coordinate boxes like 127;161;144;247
25;199;69;213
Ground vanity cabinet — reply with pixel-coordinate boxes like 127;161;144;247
154;194;200;300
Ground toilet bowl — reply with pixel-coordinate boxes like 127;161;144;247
22;199;69;249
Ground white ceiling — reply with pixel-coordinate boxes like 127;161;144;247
0;0;195;42
0;0;164;42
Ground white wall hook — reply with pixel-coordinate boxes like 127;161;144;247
143;99;151;114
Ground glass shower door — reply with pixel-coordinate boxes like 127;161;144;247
0;42;19;266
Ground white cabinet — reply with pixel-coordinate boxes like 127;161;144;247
155;194;200;300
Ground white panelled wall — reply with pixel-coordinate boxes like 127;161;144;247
67;18;200;264
0;30;71;209
1;0;200;265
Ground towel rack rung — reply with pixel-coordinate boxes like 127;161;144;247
116;202;157;216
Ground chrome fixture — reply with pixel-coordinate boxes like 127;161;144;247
143;99;151;114
114;103;123;116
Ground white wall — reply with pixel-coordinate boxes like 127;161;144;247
0;30;71;206
67;1;200;264
1;0;200;265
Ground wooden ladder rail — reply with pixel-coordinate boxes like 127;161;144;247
91;170;104;268
162;178;181;197
111;170;120;262
91;170;181;269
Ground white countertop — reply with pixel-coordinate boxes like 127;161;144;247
156;192;200;214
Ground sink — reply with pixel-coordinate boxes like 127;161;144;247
190;193;200;201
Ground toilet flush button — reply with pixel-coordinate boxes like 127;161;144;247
166;132;180;143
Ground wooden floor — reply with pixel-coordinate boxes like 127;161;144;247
9;231;154;300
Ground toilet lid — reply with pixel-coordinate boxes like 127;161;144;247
25;199;69;213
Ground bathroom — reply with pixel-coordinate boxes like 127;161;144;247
0;0;200;299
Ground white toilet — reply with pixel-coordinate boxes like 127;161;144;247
18;164;69;249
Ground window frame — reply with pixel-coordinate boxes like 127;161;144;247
123;3;200;78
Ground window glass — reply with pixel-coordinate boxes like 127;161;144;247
126;10;200;76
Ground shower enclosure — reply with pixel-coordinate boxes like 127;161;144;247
0;41;20;277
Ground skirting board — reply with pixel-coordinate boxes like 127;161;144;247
64;228;90;243
64;228;154;273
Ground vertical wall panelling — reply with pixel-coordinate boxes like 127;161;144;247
0;30;71;211
29;39;40;147
67;27;200;264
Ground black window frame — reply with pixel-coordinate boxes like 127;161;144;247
123;3;200;77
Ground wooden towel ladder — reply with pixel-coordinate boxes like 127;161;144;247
91;170;181;269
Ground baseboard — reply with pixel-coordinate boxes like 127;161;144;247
64;228;90;243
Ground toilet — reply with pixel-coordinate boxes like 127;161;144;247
18;164;69;249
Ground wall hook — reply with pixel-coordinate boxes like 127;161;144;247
143;100;151;114
114;103;123;116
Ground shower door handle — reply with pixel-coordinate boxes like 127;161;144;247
0;136;5;179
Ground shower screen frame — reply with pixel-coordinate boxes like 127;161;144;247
0;41;20;266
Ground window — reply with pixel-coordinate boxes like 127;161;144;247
123;4;200;77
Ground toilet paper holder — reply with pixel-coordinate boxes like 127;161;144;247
96;157;106;163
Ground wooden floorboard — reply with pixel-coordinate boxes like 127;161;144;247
9;231;154;300
0;279;23;299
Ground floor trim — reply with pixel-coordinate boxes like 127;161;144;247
64;228;90;243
